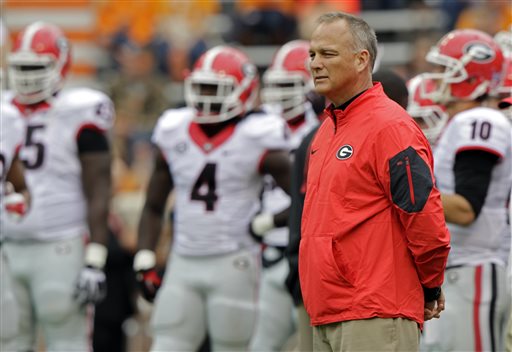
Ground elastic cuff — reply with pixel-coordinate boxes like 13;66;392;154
423;286;441;302
85;242;108;269
134;249;156;271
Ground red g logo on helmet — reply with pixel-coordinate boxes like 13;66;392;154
463;42;495;62
423;29;504;103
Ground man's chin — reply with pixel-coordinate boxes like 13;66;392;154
314;84;329;95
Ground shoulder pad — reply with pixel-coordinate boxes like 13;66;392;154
1;102;23;121
0;102;24;143
1;90;15;104
451;106;511;156
152;107;194;148
242;111;286;138
58;88;111;109
155;107;194;132
57;88;115;130
240;112;290;150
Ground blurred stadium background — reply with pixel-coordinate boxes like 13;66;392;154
1;1;510;351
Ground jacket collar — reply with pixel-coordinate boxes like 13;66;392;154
324;82;384;128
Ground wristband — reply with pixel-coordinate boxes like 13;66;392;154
251;213;275;237
134;249;156;271
423;286;442;302
84;242;108;269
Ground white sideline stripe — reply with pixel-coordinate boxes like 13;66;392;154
361;9;447;31
239;42;411;67
4;9;95;30
73;43;109;66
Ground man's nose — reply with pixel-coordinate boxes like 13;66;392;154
310;56;321;71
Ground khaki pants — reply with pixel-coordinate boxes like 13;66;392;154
313;317;420;352
297;304;313;351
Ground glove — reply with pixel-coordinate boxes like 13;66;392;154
249;213;275;243
133;250;162;303
73;243;108;306
4;192;28;222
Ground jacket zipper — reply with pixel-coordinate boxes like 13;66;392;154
405;157;415;205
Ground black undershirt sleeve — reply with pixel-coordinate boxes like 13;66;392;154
77;128;109;154
453;149;499;218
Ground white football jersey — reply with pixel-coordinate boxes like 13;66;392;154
2;88;114;241
152;107;289;256
0;102;24;183
0;102;24;205
434;107;512;267
261;102;318;247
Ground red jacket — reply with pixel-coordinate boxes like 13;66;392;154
299;83;450;326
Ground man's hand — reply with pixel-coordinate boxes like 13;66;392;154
424;288;445;321
73;243;108;306
4;183;29;222
249;213;275;242
133;250;162;302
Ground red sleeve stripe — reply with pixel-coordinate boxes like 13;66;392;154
15;143;22;156
75;123;106;141
258;150;270;174
456;146;503;159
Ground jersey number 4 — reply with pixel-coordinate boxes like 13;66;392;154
191;163;218;211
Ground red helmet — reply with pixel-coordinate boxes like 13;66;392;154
407;74;448;144
491;56;512;97
423;29;504;103
185;46;259;124
8;22;71;104
261;40;313;120
494;26;512;58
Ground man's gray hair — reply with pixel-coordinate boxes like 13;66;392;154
317;12;378;70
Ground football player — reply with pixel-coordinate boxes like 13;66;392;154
406;74;448;145
0;20;30;343
1;22;114;351
133;45;292;351
248;40;318;352
420;29;511;352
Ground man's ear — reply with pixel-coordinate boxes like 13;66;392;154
356;50;370;73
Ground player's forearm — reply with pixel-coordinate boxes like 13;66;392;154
6;158;28;194
137;204;166;251
441;193;475;226
273;207;289;228
81;152;112;247
86;189;110;247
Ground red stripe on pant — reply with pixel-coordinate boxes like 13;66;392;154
473;265;483;352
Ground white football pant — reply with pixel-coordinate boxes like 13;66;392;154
150;247;260;351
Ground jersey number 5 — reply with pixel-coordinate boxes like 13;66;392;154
191;163;218;211
22;125;46;170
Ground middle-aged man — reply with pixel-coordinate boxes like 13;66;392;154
299;12;451;351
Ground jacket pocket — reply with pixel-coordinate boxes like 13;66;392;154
299;236;355;319
331;238;357;287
